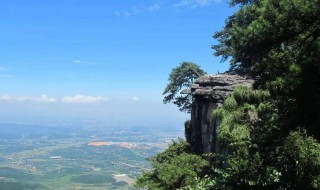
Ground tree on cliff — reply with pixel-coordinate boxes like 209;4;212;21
163;62;206;113
213;0;320;139
201;0;319;188
136;0;320;189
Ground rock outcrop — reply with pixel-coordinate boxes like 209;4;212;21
184;74;254;154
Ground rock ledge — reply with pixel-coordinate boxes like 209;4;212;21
190;74;254;102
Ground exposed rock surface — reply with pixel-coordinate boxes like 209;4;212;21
186;74;254;153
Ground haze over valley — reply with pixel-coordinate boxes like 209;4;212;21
0;123;183;189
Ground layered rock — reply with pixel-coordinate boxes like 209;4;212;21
184;74;254;153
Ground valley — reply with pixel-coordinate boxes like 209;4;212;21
0;123;183;190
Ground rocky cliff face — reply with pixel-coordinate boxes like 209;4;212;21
185;74;254;154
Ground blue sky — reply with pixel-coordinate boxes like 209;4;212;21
0;0;235;128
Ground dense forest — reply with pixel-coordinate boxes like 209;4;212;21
136;0;320;189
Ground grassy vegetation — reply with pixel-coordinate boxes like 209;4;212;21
0;182;48;190
71;174;116;184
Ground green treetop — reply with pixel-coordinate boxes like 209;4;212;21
163;62;206;113
214;0;320;139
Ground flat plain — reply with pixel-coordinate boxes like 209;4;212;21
0;123;183;190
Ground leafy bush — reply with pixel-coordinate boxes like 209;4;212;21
135;139;210;190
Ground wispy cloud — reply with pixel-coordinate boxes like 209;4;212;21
0;74;13;78
0;66;8;71
132;97;139;101
0;94;57;103
61;94;107;103
0;95;13;101
148;3;161;12
72;60;96;65
0;94;108;103
116;1;220;17
116;6;141;17
116;3;161;17
0;66;13;78
173;0;221;8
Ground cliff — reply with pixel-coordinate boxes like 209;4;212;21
184;74;254;154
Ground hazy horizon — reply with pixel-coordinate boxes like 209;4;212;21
0;0;232;127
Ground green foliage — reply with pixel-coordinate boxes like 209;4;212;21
214;0;320;69
163;62;206;112
184;87;320;189
160;86;320;190
213;87;271;148
139;0;320;189
208;1;320;187
208;87;282;189
179;175;217;190
135;139;210;190
214;0;320;139
232;86;270;104
183;87;319;190
277;131;320;189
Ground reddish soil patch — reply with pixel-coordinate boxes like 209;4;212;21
88;142;111;146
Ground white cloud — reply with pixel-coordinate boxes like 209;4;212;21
38;94;57;102
61;94;107;103
116;0;219;17
0;74;13;78
116;3;161;17
148;3;161;12
17;94;57;103
0;95;13;101
173;0;221;8
0;94;57;103
132;6;141;14
0;94;108;103
72;60;96;64
0;66;13;78
116;7;141;17
132;97;139;101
